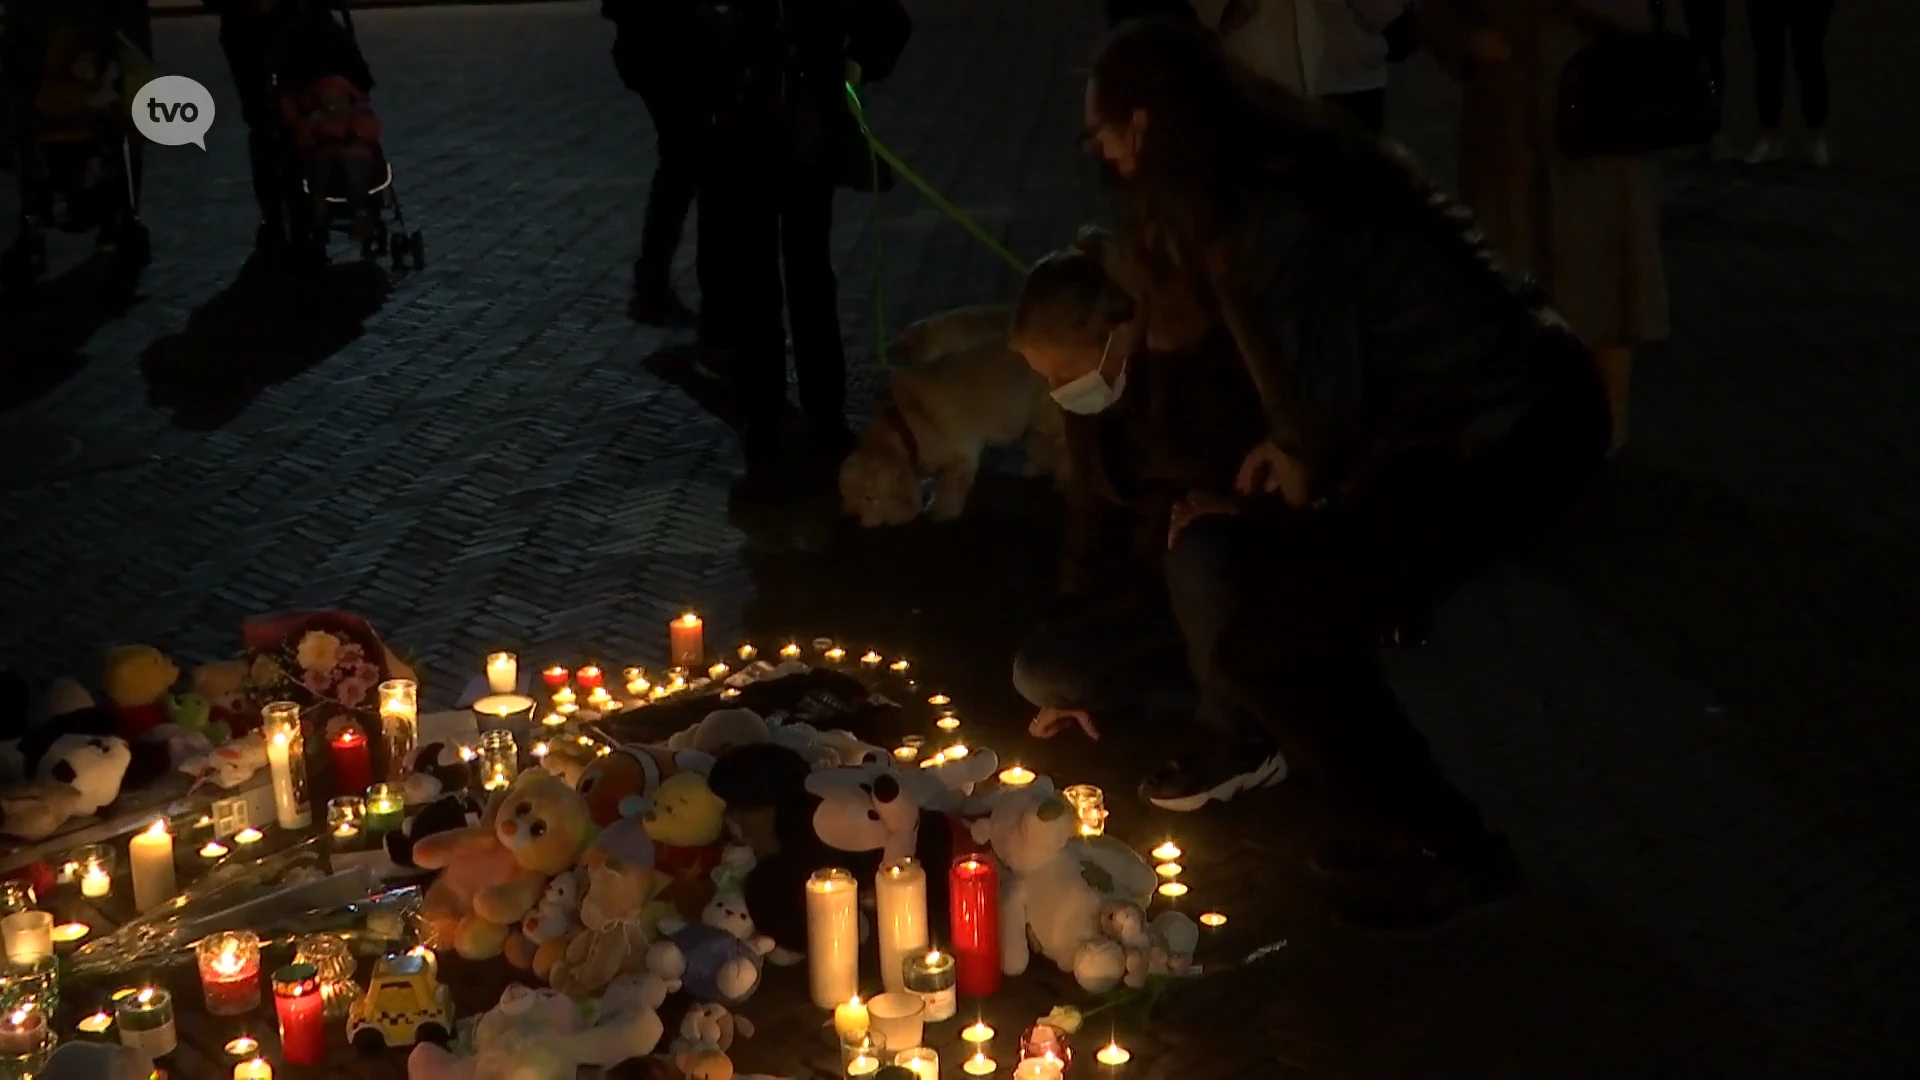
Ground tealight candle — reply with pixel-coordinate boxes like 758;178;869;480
197;930;263;1015
670;614;705;668
892;736;925;763
833;995;870;1039
997;765;1035;787
961;1022;995;1044
895;1047;939;1080
556;701;578;716
780;643;802;659
1062;784;1106;837
860;651;883;666
927;694;951;707
115;987;176;1058
327;796;366;850
720;687;741;699
235;827;264;845
542;665;570;689
76;1011;113;1035
51;921;88;943
200;841;228;859
586;686;615;709
1157;881;1189;898
552;686;577;707
575;665;603;690
944;743;970;759
541;712;569;730
964;1051;997;1076
846;1053;882;1077
75;845;113;898
936;715;961;732
1096;1042;1131;1065
1199;911;1227;927
366;783;404;834
377;679;418;782
806;869;860;1008
234;1058;274;1079
225;1035;260;1057
707;662;729;680
1013;1058;1065;1080
0;1005;46;1056
737;644;757;661
129;819;176;913
824;646;847;662
889;659;910;674
1150;841;1182;861
1155;862;1182;878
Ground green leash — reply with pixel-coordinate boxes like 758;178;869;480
843;82;1030;364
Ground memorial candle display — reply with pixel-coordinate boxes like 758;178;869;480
273;963;325;1065
74;845;113;898
261;702;312;829
949;856;1001;996
365;783;404;836
327;797;366;850
903;949;956;1021
575;664;603;690
804;868;859;1008
129;819;176;913
327;724;372;795
669;613;705;668
542;665;570;689
378;679;418;780
197;931;263;1015
1062;784;1106;837
486;652;519;694
874;859;929;994
115;987;176;1058
1019;1023;1072;1068
0;912;51;965
0;1006;46;1056
895;1048;940;1080
479;730;518;791
1013;1057;1065;1080
234;1059;274;1079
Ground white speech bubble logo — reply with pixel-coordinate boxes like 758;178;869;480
131;75;216;150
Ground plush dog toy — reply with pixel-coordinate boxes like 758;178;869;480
0;733;133;839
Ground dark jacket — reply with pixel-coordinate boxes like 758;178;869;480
1193;136;1602;506
1061;333;1270;597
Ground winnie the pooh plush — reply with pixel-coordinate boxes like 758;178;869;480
574;743;715;828
412;770;596;961
638;771;727;920
190;661;252;735
102;645;178;741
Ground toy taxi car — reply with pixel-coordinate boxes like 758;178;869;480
347;950;453;1052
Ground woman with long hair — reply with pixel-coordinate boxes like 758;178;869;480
1066;19;1612;929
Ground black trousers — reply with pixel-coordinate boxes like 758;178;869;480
1748;0;1833;130
1680;0;1728;100
1213;346;1611;864
218;26;284;228
613;30;702;290
696;162;847;436
1323;88;1387;135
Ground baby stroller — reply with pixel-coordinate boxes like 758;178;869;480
0;0;153;293
266;0;421;269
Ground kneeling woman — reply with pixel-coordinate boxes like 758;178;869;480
1008;21;1613;931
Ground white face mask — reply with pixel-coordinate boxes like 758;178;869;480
1051;330;1129;415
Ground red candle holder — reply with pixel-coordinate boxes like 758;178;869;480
541;666;570;689
273;963;326;1065
328;725;372;795
574;665;603;690
948;855;1000;997
197;930;263;1015
1021;1022;1074;1071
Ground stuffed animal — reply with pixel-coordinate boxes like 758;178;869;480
646;912;769;1007
674;1001;754;1053
575;743;716;828
519;868;584;978
412;770;597;960
182;731;270;790
538;738;598;788
634;771;727;921
674;1045;735;1080
549;818;667;999
26;677;93;731
398;741;475;807
102;645;178;741
191;660;252;734
164;692;230;744
1097;901;1199;986
970;781;1117;991
0;734;133;839
386;789;485;869
665;709;771;757
406;981;664;1080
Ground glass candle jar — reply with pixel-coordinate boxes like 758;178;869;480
326;796;367;851
0;1003;51;1060
69;844;112;901
115;986;175;1058
364;783;405;837
0;913;51;967
197;931;263;1015
0;882;31;916
262;702;312;830
478;730;518;792
0;957;56;1019
901;948;956;1021
840;1028;886;1076
1062;784;1106;837
1020;1022;1073;1068
293;933;359;1019
378;679;418;782
272;963;325;1065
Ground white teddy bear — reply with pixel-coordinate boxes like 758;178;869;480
969;780;1118;992
522;868;583;947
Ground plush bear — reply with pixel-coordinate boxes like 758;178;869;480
412;770;597;961
665;708;771;757
102;645;179;741
1097;901;1200;987
26;677;93;731
634;771;728;921
970;780;1116;991
549;818;671;999
646;910;770;1007
406;981;664;1080
674;1001;754;1053
396;741;474;807
520;867;584;979
190;660;253;735
575;743;716;828
0;734;134;840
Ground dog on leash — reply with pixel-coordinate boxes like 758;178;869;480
841;306;1068;527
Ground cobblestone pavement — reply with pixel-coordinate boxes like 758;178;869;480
4;1;1919;1076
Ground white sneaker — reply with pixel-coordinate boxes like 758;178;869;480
1743;136;1786;164
1807;133;1831;168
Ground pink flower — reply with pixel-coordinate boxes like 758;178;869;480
302;667;334;697
333;674;373;708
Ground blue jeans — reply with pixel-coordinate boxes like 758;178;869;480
1012;515;1267;741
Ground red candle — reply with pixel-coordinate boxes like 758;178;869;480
197;931;263;1016
273;963;326;1065
575;665;603;690
542;665;570;689
948;855;1001;996
328;726;372;795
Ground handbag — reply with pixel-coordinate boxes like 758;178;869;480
1555;0;1721;158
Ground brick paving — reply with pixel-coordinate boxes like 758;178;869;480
3;0;1918;1076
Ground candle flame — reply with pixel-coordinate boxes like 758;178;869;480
945;743;970;759
1200;911;1227;927
1157;881;1189;898
708;662;729;678
137;988;154;1004
271;731;289;747
780;643;802;657
7;1008;27;1024
925;949;942;962
235;827;264;844
459;745;477;760
1150;841;1182;861
144;818;168;837
737;644;756;659
335;727;362;744
677;613;700;626
928;694;950;706
860;651;883;664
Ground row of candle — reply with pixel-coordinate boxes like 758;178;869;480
62;962;324;1076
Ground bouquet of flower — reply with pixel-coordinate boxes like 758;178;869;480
242;610;414;723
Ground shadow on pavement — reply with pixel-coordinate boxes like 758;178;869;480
139;253;391;431
0;258;141;413
641;341;741;428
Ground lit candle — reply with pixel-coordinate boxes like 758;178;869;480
833;995;870;1039
262;702;312;829
1062;784;1105;837
928;693;951;707
903;949;957;1021
720;687;741;699
1157;882;1189;898
0;1006;45;1055
805;869;860;1008
945;743;970;759
780;643;802;660
1199;912;1227;927
51;921;88;943
824;647;847;662
234;1059;274;1079
76;1011;113;1035
235;827;264;845
377;680;418;782
542;665;570;689
81;863;111;898
1;911;51;965
530;741;549;760
949;857;1000;996
115;987;176;1058
575;665;603;690
622;666;647;692
485;651;518;694
273;963;326;1065
225;1036;260;1058
874;859;929;995
889;660;910;674
964;1051;998;1076
860;651;883;666
892;736;924;763
1155;863;1182;878
552;686;577;707
1096;1042;1131;1066
895;1047;939;1080
586;686;615;710
479;729;518;791
1151;841;1182;861
936;715;961;732
327;796;366;850
198;931;263;1015
997;765;1036;787
670;614;705;668
1013;1058;1065;1080
365;783;404;835
704;662;728;681
737;644;757;661
328;724;372;795
847;1052;882;1077
200;841;228;859
961;1022;995;1044
129;819;176;913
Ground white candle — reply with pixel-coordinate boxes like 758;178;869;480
234;1059;274;1079
895;1048;939;1080
51;921;88;943
874;859;928;995
964;1051;997;1076
130;819;176;914
805;869;859;1008
1;911;52;964
1095;1042;1132;1065
262;702;311;829
847;1054;881;1077
1013;1058;1065;1080
486;652;518;694
81;865;111;898
961;1022;995;1044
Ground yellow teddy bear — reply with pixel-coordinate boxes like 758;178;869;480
639;772;726;922
102;645;178;741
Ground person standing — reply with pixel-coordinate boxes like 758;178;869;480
1189;0;1412;134
1418;0;1667;452
691;0;912;480
1744;0;1835;165
604;0;702;324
